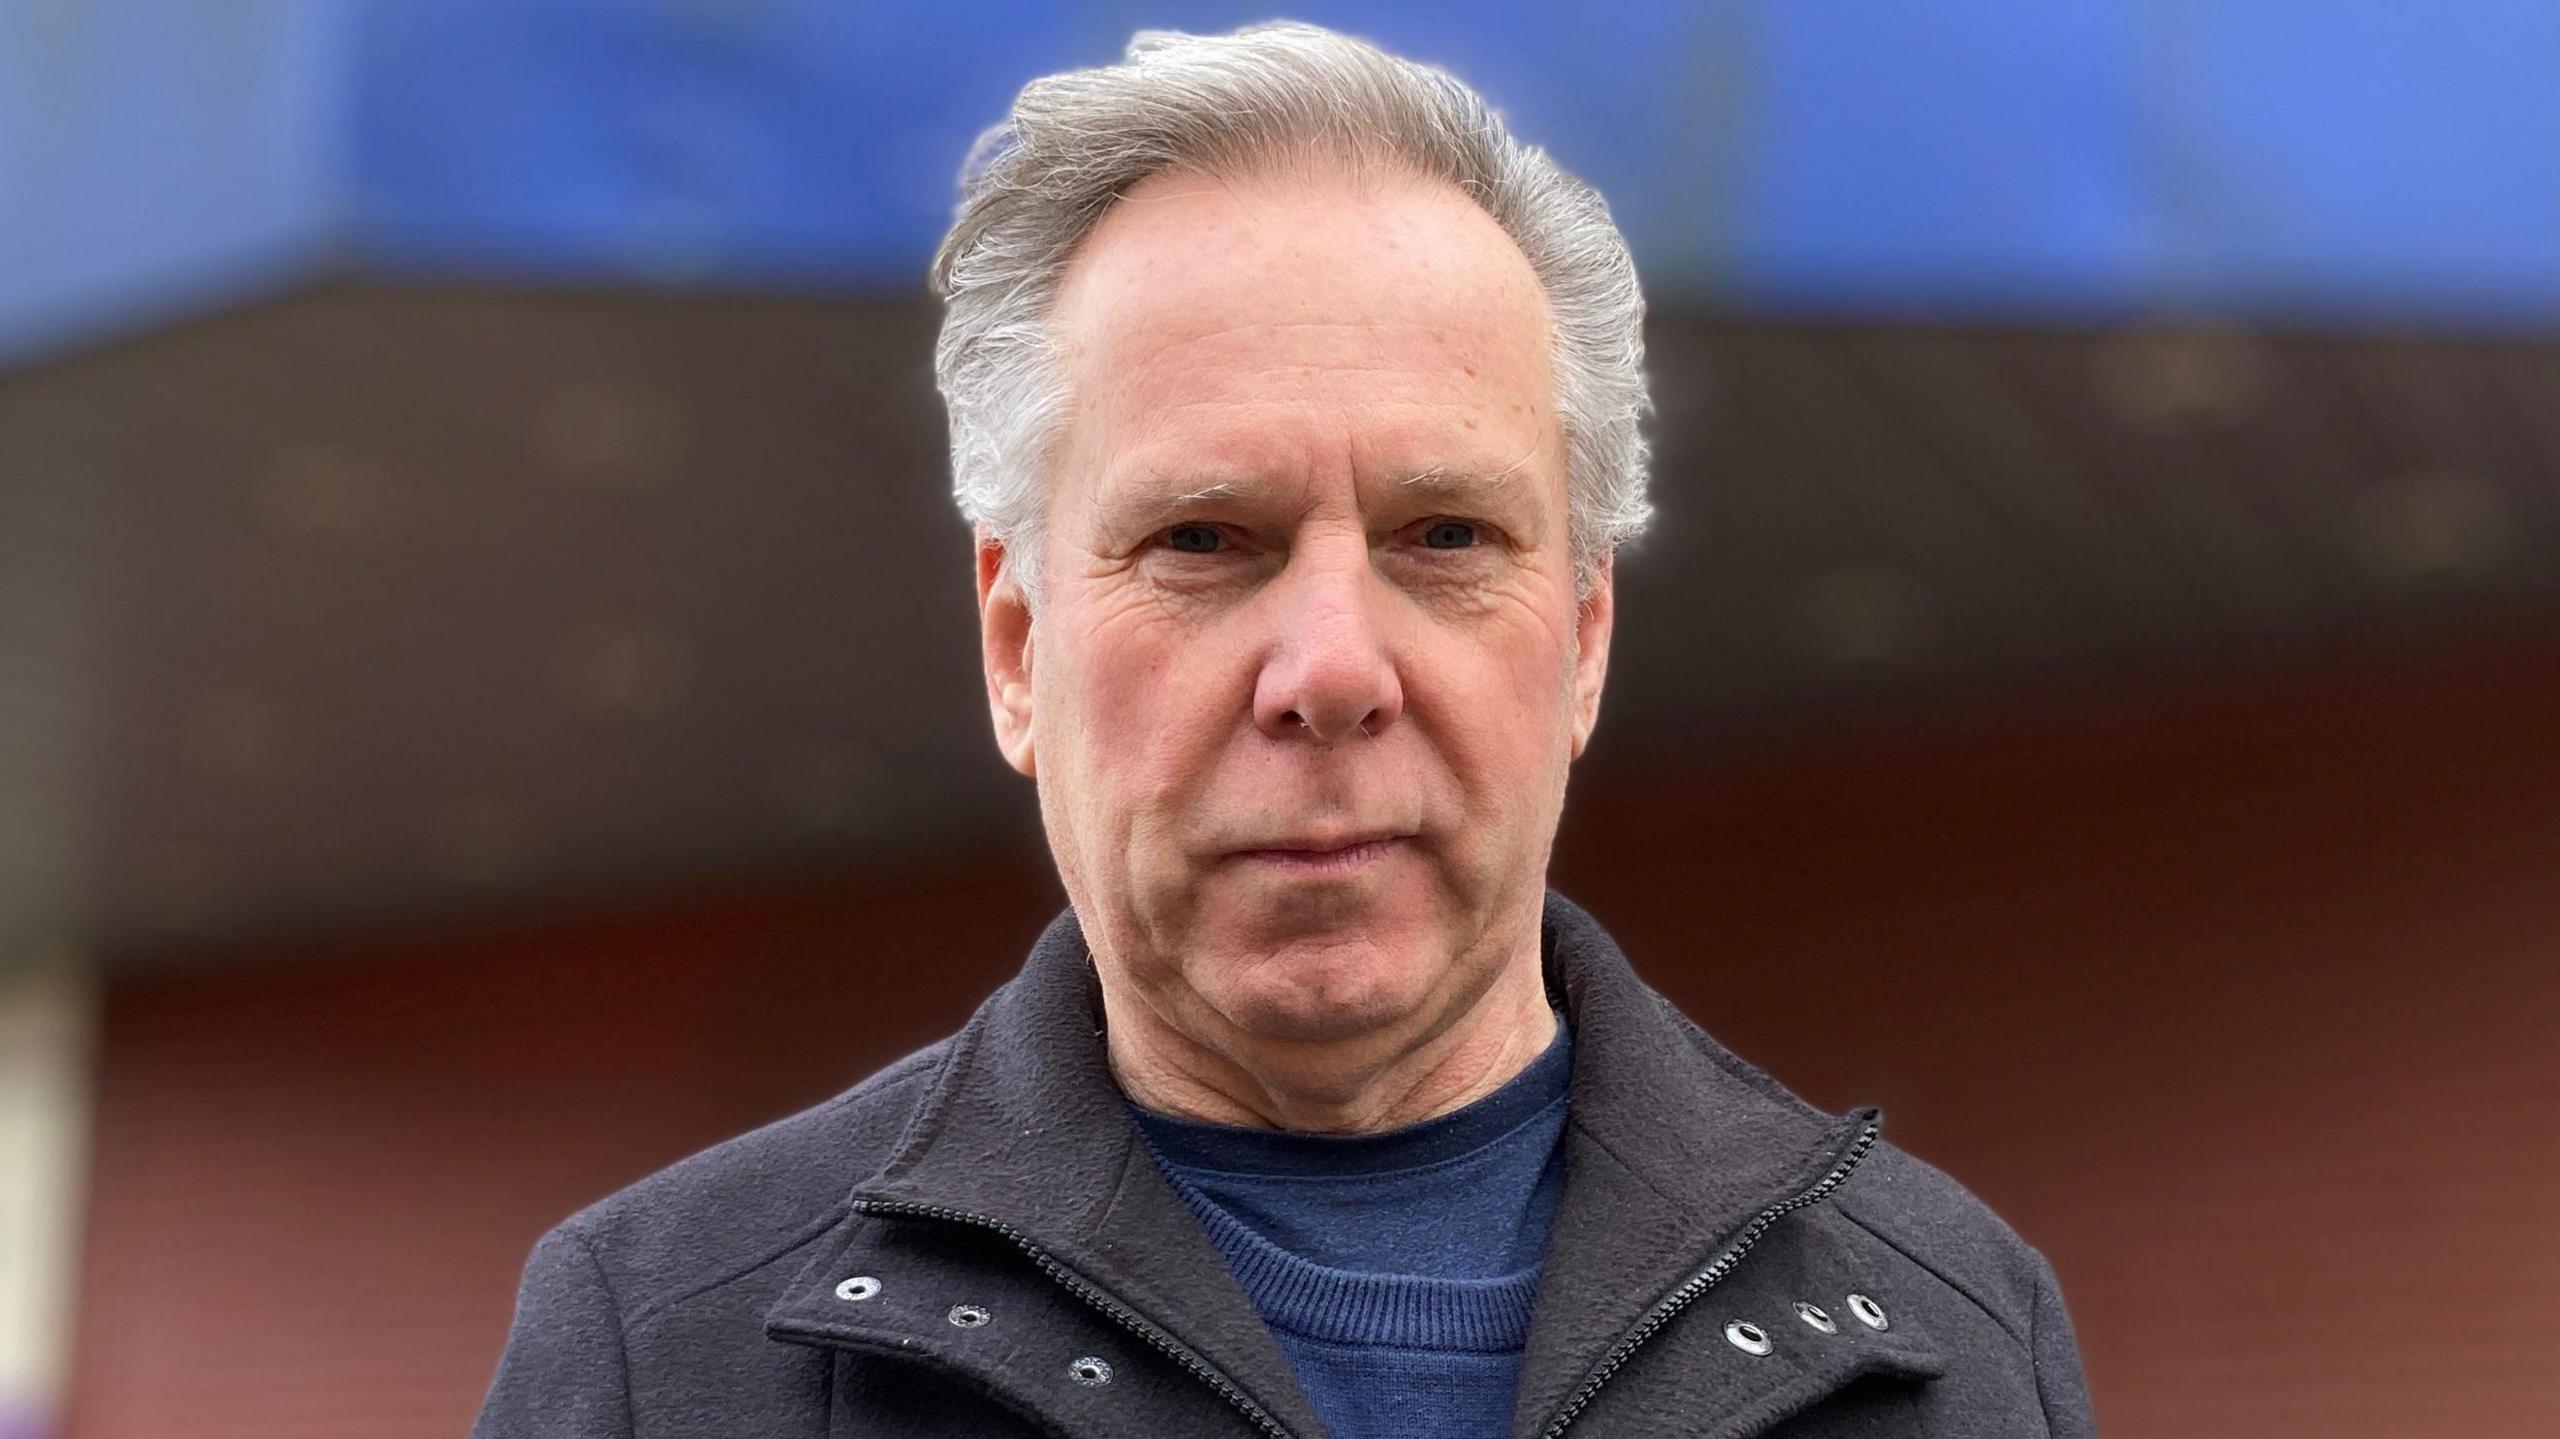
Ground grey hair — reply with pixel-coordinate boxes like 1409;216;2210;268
930;21;1652;608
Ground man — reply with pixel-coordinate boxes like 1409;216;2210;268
477;22;2095;1438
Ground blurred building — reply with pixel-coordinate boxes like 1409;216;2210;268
3;3;2557;1435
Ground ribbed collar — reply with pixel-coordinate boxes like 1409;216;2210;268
1129;1022;1570;1353
1154;1173;1546;1352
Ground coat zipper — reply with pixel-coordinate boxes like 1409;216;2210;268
848;1198;1295;1439
1532;1116;1882;1439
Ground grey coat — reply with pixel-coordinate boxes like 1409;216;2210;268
475;892;2097;1437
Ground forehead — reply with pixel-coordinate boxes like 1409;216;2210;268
1047;164;1560;497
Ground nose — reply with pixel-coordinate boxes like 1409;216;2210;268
1251;546;1404;745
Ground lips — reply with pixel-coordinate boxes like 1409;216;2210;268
1228;829;1410;857
1223;830;1414;876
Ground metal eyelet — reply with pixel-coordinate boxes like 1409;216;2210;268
1847;1292;1890;1330
1795;1301;1839;1334
1068;1355;1114;1386
833;1275;881;1303
948;1304;991;1328
1723;1319;1774;1356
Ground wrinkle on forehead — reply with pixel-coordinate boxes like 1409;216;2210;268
1048;163;1565;543
1054;165;1554;354
1155;440;1539;507
1100;435;1549;534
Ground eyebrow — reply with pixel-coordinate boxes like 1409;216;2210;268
1394;447;1539;500
1096;443;1544;534
1088;475;1246;535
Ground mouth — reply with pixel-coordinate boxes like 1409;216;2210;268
1226;832;1413;876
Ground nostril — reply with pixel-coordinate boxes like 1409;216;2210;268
1279;710;1380;741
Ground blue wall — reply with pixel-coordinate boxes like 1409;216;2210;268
7;0;2558;364
0;0;348;366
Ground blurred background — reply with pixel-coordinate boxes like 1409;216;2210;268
3;1;2557;1434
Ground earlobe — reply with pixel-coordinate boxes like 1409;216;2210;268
976;535;1038;778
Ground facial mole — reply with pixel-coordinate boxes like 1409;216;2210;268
1462;362;1478;377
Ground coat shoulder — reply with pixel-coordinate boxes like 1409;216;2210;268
1831;1139;2058;1345
548;1039;952;1323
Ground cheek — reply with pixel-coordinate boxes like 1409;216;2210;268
1416;612;1578;844
1038;595;1230;830
1441;603;1578;750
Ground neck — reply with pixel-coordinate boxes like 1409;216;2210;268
1102;934;1559;1134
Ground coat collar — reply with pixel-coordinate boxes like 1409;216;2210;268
1506;894;1891;1435
768;891;1910;1437
770;898;1331;1436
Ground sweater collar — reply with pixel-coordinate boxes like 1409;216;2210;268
770;891;1881;1437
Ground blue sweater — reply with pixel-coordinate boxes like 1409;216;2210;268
1132;1026;1572;1439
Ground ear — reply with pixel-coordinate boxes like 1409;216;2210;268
975;530;1037;777
1568;553;1615;761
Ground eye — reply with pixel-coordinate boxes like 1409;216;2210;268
1163;523;1224;554
1419;519;1481;550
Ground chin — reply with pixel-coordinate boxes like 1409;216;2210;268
1207;938;1434;1044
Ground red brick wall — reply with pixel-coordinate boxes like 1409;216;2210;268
1552;637;2560;1434
67;638;2560;1435
63;869;1064;1439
